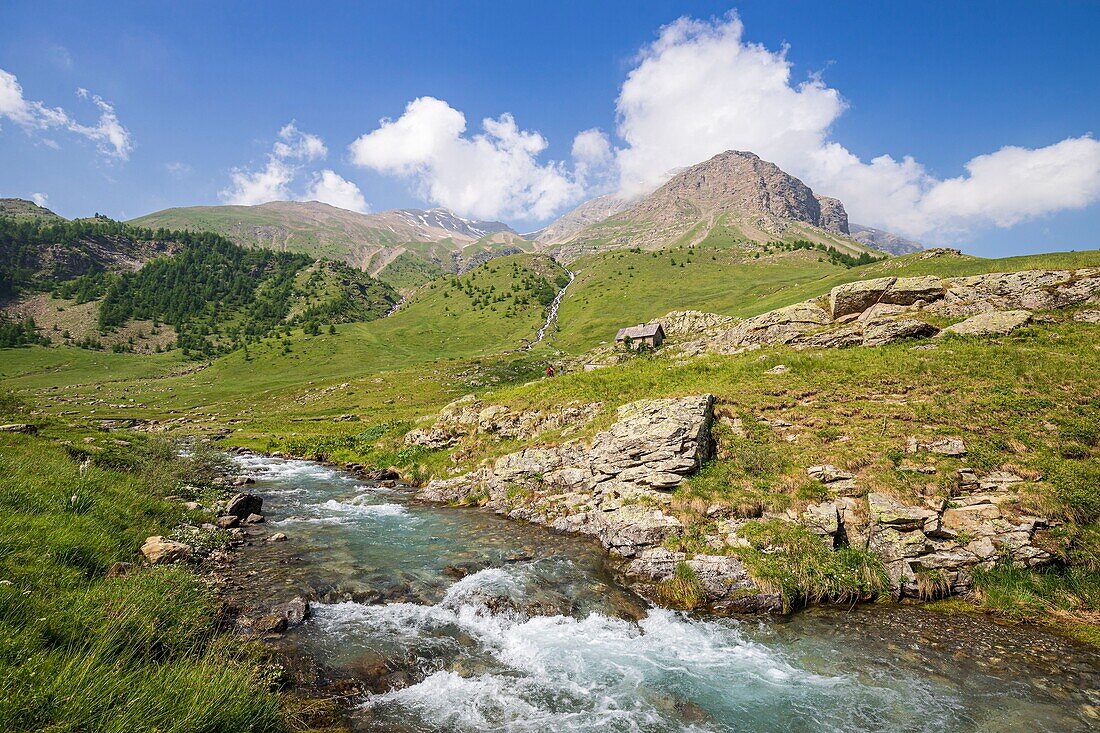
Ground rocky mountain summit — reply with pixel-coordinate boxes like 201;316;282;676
545;151;874;260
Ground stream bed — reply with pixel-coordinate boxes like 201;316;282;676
227;454;1100;732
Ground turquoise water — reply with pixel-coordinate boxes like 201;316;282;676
232;455;1100;732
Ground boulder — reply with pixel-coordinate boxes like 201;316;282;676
829;277;896;318
279;596;310;627
942;310;1032;337
243;513;265;525
216;515;240;529
717;301;832;348
862;318;939;346
140;536;191;564
881;276;945;305
0;423;37;434
906;436;967;456
267;532;288;542
868;493;937;532
225;492;262;519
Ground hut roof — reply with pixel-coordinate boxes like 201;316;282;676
615;323;665;341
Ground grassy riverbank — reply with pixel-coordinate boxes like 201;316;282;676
0;408;317;732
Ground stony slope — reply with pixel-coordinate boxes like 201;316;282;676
849;224;923;255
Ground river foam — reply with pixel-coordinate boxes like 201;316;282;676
310;567;953;733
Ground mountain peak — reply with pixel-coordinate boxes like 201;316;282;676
541;150;874;259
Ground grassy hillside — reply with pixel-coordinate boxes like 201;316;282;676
552;243;1100;353
1;213;398;356
130;202;401;263
374;250;447;290
1;253;566;424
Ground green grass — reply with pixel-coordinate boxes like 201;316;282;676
374;250;447;291
555;246;841;352
0;429;290;732
553;244;1100;354
731;520;887;610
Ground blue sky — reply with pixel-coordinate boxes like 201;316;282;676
1;1;1098;256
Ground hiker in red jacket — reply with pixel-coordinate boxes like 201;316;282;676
546;366;554;378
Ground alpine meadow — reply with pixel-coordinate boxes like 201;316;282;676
3;3;1100;732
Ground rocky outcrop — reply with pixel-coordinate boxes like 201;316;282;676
795;467;1051;599
673;268;1100;355
420;394;791;611
941;309;1032;337
422;395;714;511
404;395;602;449
657;310;738;338
927;268;1100;318
711;301;832;349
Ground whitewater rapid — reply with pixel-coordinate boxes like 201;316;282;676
228;453;1099;733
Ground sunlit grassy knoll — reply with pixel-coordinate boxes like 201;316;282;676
553;246;1100;354
554;246;841;352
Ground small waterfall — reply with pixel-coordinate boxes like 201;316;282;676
532;267;575;346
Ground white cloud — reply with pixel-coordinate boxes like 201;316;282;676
608;12;1100;241
221;123;369;212
30;192;48;207
304;169;369;213
221;155;296;206
273;121;327;161
572;128;615;191
348;96;582;222
0;68;132;160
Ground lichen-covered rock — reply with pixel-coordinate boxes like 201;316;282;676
405;395;603;447
881;275;945;305
930;269;1100;318
906;436;967;456
861;318;939;346
714;301;832;349
829;277;896;319
657;310;738;338
941;309;1032;337
420;395;715;561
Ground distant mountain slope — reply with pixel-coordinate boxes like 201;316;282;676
129;201;518;273
532;194;635;245
0;206;396;355
848;224;924;255
0;198;65;221
540;151;877;261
